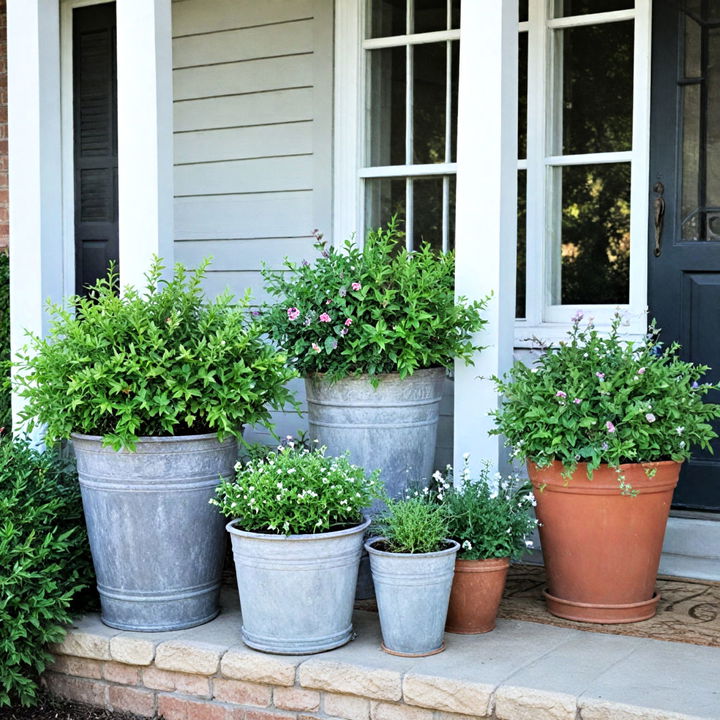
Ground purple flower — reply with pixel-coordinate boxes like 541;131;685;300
251;310;261;317
301;259;310;267
319;313;331;323
287;307;300;321
645;413;656;423
573;398;582;405
325;299;332;305
340;328;348;336
339;287;347;297
637;367;646;375
351;282;362;291
596;372;605;380
601;442;609;451
555;390;567;398
692;381;700;389
606;421;616;433
571;310;584;323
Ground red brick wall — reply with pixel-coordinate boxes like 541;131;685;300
0;0;8;252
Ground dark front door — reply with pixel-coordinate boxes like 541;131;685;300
649;0;720;511
73;2;118;295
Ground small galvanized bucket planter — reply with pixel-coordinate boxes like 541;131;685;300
72;432;237;632
227;516;371;655
366;536;459;657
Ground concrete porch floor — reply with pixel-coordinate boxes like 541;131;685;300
45;589;720;720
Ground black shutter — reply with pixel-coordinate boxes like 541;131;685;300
73;2;118;295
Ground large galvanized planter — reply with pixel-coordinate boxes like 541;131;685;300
72;432;237;632
227;516;371;655
366;536;459;657
304;368;446;501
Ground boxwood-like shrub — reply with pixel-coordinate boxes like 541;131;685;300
0;252;9;432
0;437;94;707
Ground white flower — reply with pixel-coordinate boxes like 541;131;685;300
676;426;685;435
463;452;470;460
432;470;444;482
461;540;473;550
525;539;534;549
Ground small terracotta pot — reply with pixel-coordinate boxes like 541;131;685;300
528;460;680;624
445;557;510;634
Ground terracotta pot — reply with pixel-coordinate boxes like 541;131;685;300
528;460;681;624
445;557;510;634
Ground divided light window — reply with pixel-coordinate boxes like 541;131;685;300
363;0;460;251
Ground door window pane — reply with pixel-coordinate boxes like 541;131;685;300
517;170;527;318
552;0;633;18
367;47;406;166
367;0;406;38
555;21;634;155
553;163;631;305
414;43;446;164
365;178;406;233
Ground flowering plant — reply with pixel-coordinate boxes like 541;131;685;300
438;460;537;561
14;258;297;450
491;312;720;483
260;219;488;381
212;445;382;535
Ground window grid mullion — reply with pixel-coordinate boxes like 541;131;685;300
406;0;414;250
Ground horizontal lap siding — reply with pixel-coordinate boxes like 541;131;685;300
172;0;333;445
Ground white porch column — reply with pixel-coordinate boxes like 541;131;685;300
7;0;63;430
453;1;518;474
116;0;174;288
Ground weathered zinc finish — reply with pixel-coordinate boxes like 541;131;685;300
227;517;370;655
305;368;447;502
72;433;237;632
366;538;459;657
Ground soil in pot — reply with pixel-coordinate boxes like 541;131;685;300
445;557;510;634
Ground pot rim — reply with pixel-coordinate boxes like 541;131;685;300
226;515;371;541
71;431;238;444
365;536;460;558
305;367;447;382
454;556;510;568
527;458;681;473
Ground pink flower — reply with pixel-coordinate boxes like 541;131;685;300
637;367;646;375
325;299;332;305
571;310;584;323
344;318;352;326
555;390;567;398
351;282;362;291
311;342;321;353
340;328;348;336
573;398;582;405
606;421;616;433
287;307;300;321
319;313;331;323
596;372;605;380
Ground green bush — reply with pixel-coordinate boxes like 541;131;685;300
261;219;488;381
372;496;449;554
15;258;297;450
0;252;9;432
0;437;94;707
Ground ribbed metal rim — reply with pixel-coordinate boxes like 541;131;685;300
305;367;447;383
365;536;460;558
71;431;237;444
227;515;371;541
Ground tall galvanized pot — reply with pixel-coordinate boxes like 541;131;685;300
72;433;236;632
227;516;371;655
366;537;459;657
305;368;446;501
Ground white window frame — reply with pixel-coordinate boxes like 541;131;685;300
516;0;652;346
334;0;459;251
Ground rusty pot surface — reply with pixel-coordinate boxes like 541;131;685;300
445;557;510;634
528;460;681;624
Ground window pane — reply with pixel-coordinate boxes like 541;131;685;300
555;21;634;154
450;41;459;162
413;177;444;250
553;0;633;17
519;0;528;22
451;0;460;28
448;175;456;249
519;31;528;160
414;0;447;34
365;178;406;233
414;43;446;164
367;47;406;167
553;163;631;305
367;0;406;38
517;170;527;318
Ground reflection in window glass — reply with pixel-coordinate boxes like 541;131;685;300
367;47;406;167
414;178;444;250
415;0;447;34
552;0;633;18
517;170;527;319
556;21;634;155
365;178;406;234
555;163;631;305
367;0;406;39
414;43;447;164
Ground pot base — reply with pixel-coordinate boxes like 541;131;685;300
242;624;354;656
543;589;660;624
101;608;220;633
445;624;495;635
381;642;445;657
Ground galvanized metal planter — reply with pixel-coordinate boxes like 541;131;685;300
227;516;371;655
72;432;237;632
366;536;459;657
304;368;447;502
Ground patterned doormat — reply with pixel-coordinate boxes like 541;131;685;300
499;564;720;647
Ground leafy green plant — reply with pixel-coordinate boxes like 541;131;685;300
261;219;488;381
372;496;449;554
0;436;94;707
0;252;9;433
439;460;537;560
492;312;720;485
213;444;382;535
14;258;297;450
